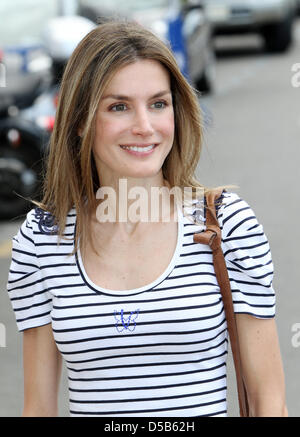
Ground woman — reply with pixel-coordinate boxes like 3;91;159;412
7;20;287;417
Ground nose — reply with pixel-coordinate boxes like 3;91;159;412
131;108;154;137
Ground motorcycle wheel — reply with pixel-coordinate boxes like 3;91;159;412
0;138;43;220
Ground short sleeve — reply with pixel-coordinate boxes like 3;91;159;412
218;192;276;319
6;209;53;331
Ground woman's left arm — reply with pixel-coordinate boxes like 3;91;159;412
236;314;288;417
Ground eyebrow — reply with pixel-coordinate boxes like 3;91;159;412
101;90;172;101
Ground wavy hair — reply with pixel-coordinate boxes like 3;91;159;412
35;20;223;252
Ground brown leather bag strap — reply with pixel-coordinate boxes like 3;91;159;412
193;188;249;417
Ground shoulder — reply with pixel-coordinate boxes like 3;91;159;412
216;191;260;238
182;190;248;227
7;207;76;332
217;190;248;215
216;192;275;318
16;206;76;247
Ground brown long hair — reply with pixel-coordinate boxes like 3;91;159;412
35;20;220;253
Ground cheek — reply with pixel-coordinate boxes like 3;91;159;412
95;118;120;145
161;112;175;143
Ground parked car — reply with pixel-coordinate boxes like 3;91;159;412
205;0;297;53
78;0;216;93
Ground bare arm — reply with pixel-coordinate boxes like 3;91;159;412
236;314;288;417
22;323;62;417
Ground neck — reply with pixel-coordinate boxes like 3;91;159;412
94;175;177;227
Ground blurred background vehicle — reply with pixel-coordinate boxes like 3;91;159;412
0;11;95;220
78;0;216;94
0;110;48;221
205;0;297;53
0;50;51;220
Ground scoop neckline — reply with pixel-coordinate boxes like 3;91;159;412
75;204;184;296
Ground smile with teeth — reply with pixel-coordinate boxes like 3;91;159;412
120;144;157;152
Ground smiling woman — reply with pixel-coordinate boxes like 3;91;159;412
6;20;287;418
93;60;174;181
37;20;204;254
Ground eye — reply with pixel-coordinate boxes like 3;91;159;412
110;103;127;112
151;100;167;110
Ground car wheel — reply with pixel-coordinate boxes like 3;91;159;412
0;140;42;219
261;12;294;53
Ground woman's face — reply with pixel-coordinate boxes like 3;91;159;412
93;59;174;183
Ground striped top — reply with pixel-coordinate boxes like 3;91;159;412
6;191;275;417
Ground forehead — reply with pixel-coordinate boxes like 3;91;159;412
104;59;171;95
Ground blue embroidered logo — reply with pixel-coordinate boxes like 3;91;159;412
35;208;59;235
114;309;140;333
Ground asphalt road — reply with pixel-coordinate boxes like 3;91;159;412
1;20;300;417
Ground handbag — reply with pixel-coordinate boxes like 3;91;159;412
193;188;250;417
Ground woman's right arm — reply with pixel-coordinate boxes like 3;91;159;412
22;323;62;417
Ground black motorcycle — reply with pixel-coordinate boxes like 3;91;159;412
0;15;95;220
0;73;51;220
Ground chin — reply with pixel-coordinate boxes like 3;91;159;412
120;166;163;180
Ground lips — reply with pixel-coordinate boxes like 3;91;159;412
119;143;159;157
120;144;156;152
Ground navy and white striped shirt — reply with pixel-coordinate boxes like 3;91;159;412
7;191;275;416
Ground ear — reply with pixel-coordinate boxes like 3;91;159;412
78;127;83;138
